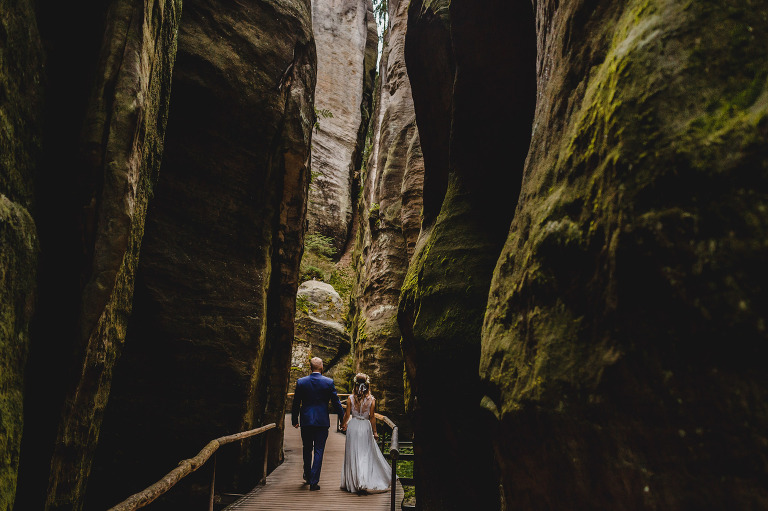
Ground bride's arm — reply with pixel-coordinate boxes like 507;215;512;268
341;395;351;431
369;398;378;440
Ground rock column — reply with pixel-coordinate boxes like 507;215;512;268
85;0;315;508
399;0;536;508
352;0;424;427
481;1;768;509
309;0;378;252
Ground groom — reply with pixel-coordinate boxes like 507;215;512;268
292;357;344;491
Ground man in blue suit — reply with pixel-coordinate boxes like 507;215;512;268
292;356;344;490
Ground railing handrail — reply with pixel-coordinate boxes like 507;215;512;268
108;423;276;511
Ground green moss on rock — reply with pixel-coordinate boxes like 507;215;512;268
481;1;768;508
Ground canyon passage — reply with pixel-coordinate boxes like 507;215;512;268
2;0;768;510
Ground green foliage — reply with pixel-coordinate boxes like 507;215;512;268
373;0;389;37
300;265;325;282
304;233;337;259
313;106;334;131
296;294;312;315
328;265;354;303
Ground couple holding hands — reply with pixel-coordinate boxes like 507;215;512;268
291;357;392;494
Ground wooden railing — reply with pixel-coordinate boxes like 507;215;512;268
108;423;276;511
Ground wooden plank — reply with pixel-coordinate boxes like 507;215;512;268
225;415;403;510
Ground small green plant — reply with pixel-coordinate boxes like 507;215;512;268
328;265;354;301
313;106;334;132
300;265;325;282
296;294;312;315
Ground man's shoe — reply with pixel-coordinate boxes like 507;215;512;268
309;484;320;491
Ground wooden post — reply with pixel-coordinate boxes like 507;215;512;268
208;453;216;511
390;426;399;511
261;432;269;485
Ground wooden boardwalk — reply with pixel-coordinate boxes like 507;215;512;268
225;415;403;510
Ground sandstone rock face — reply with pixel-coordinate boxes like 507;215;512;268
0;2;43;507
291;281;350;392
479;2;768;509
400;0;536;508
41;3;183;508
352;0;424;428
3;1;181;509
86;0;315;507
308;0;378;252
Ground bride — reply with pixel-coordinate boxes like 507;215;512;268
340;373;392;493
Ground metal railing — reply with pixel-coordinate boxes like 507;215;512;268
107;423;276;511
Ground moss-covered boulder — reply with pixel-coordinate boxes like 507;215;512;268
290;281;351;395
0;6;43;509
85;0;316;507
480;1;768;509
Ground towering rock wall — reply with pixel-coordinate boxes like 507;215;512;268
480;1;768;509
0;1;42;508
85;0;316;508
308;0;378;252
399;1;536;509
352;0;424;426
7;1;182;510
45;3;183;508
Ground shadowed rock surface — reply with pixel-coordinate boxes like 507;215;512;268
399;0;536;508
85;0;315;508
0;1;42;507
45;3;183;508
6;1;182;509
351;0;423;428
308;0;378;252
479;1;768;509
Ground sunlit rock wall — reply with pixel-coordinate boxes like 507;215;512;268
86;0;315;508
480;1;768;509
400;0;536;509
352;0;424;428
309;0;378;252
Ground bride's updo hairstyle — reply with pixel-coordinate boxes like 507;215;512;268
354;373;370;399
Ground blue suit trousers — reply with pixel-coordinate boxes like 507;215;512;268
300;425;329;485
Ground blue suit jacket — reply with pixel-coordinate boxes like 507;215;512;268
291;372;344;428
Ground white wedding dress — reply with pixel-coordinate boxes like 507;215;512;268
340;394;392;493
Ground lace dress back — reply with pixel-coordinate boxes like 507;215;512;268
350;394;372;419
